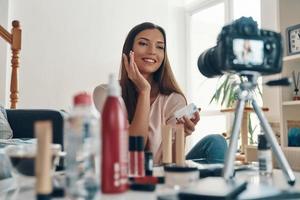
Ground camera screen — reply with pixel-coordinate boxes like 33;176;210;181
232;39;264;65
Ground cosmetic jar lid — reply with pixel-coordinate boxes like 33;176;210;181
73;92;92;106
164;166;198;172
258;134;270;150
145;151;153;158
129;136;144;151
129;136;136;151
136;136;144;151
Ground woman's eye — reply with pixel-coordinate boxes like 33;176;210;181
139;41;147;46
157;46;165;50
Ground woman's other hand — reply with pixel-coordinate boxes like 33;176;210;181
123;51;151;93
177;111;200;136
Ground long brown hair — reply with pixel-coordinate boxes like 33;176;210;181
120;22;185;122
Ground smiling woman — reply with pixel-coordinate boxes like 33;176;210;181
93;22;227;165
131;29;165;76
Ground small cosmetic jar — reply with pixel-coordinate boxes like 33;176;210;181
164;166;199;189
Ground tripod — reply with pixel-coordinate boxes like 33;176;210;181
223;71;296;186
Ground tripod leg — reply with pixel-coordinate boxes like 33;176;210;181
223;97;246;180
252;100;296;185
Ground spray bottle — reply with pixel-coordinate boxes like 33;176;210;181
101;74;128;193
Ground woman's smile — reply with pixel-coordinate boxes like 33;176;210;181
132;29;165;75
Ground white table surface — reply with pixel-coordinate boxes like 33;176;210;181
1;168;300;200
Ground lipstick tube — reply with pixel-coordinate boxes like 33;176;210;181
129;136;136;177
136;136;145;177
128;136;144;177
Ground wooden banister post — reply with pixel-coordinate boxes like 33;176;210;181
0;24;12;43
0;20;21;109
10;20;21;109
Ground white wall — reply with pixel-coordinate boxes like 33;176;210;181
0;0;9;106
261;0;281;122
1;0;185;110
167;0;187;92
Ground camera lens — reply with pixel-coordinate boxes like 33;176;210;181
197;47;223;78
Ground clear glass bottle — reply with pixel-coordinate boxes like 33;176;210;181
258;133;273;176
64;92;100;199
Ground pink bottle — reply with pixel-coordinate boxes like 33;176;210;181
101;74;128;193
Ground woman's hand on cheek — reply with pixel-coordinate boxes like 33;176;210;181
122;51;151;93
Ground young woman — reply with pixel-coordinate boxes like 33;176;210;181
93;22;227;165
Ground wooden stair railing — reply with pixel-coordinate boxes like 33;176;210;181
0;20;21;109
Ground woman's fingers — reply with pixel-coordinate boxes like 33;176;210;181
122;53;129;70
129;51;134;67
191;111;200;124
123;53;133;77
123;51;138;80
130;51;141;76
184;128;193;136
176;118;183;124
181;116;195;136
176;116;195;136
123;51;151;92
183;116;195;132
175;110;200;136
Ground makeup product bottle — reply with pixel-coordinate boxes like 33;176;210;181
258;134;272;176
144;151;153;176
164;166;199;189
64;92;99;198
136;136;145;177
162;125;172;165
101;74;128;193
128;136;144;177
35;121;52;200
129;136;136;177
175;125;185;166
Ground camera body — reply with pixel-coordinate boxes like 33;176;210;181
198;17;283;77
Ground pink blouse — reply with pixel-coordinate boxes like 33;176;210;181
148;93;186;164
93;85;186;164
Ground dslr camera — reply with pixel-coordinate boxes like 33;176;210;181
198;17;283;78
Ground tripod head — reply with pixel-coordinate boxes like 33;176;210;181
237;71;260;91
234;71;291;102
237;70;291;88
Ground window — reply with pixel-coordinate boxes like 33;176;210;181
186;1;226;150
233;0;261;23
185;0;261;149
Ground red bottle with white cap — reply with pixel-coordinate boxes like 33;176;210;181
101;74;129;193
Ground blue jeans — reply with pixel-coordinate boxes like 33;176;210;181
186;134;228;164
